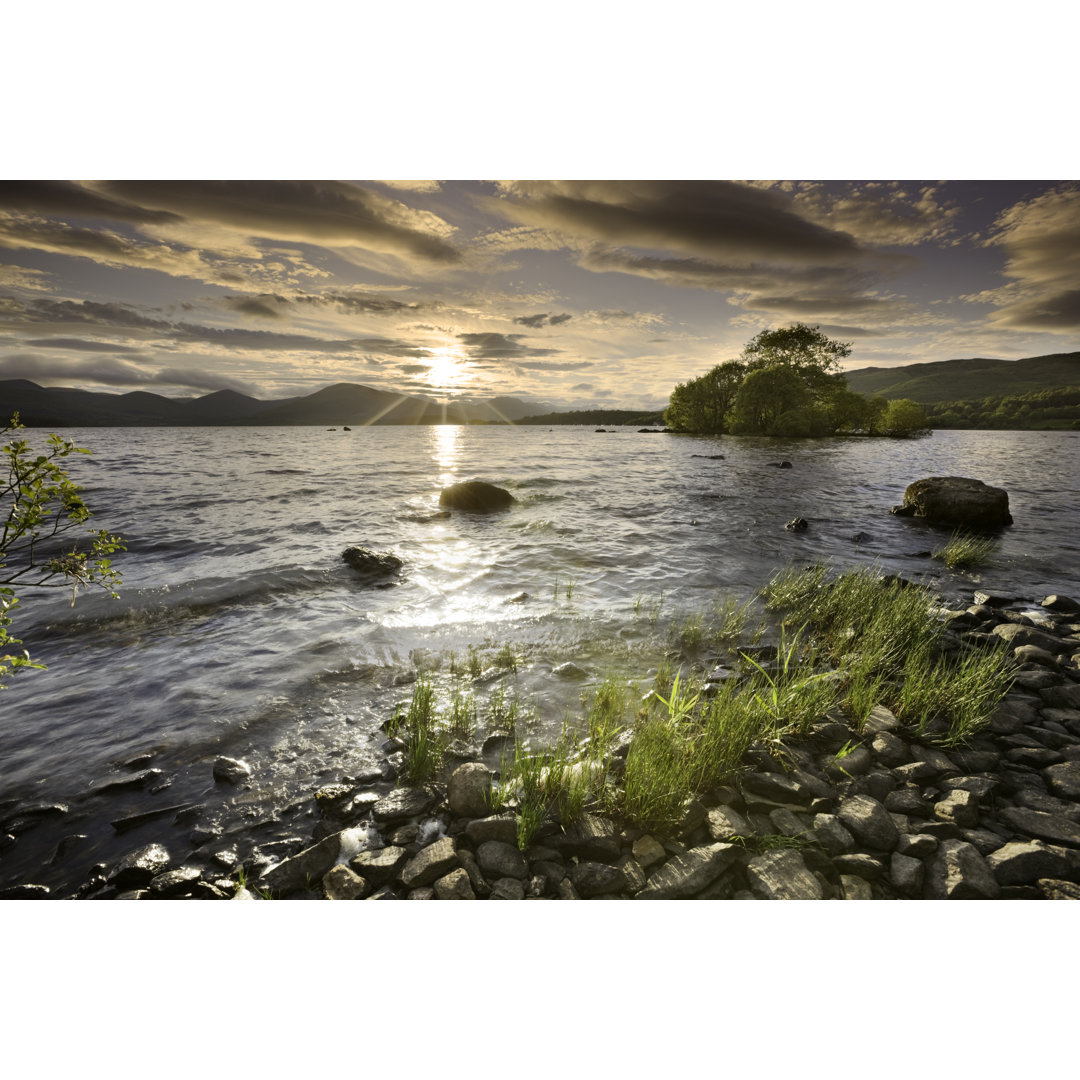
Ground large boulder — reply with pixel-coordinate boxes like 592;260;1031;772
892;476;1012;529
438;480;515;512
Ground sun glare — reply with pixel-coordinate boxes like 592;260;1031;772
425;345;469;389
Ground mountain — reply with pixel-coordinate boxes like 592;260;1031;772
248;382;469;425
844;351;1080;404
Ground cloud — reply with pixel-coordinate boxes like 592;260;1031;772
22;336;141;353
0;181;180;225
982;185;1080;330
512;312;574;328
457;332;557;359
0;264;53;292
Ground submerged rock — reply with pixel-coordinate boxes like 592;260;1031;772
438;480;515;512
785;517;809;531
892;476;1012;529
213;756;252;784
341;547;403;579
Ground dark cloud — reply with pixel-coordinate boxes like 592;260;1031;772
991;288;1080;330
512;312;573;328
295;291;423;315
398;364;429;374
226;296;284;319
23;336;140;352
548;313;572;326
0;352;255;394
457;332;557;360
96;181;463;263
0;181;180;225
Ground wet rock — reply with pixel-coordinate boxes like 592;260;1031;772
833;852;885;880
434;868;476;899
50;834;90;864
766;461;793;468
552;661;587;679
89;769;164;796
371;787;437;823
1039;879;1080;899
745;848;824;900
632;834;667;868
1042;595;1080;614
994;623;1072;655
213;757;252;784
400;837;459;889
408;887;435;900
505;591;529;604
636;843;739;899
323;865;368;900
477;840;528;880
785;517;809;531
892;476;1012;529
570;861;625;898
924;839;1001;899
447;763;492;818
837;794;899;851
109;844;171;890
986;840;1074;886
261;833;343;894
341;547;403;578
147;866;202;898
0;884;51;899
438;480;515;512
998;806;1080;848
559;814;620;861
464;814;517;847
111;803;199;834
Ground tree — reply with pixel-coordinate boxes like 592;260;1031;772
740;323;851;404
665;360;745;434
730;365;809;434
881;398;927;436
1;415;124;687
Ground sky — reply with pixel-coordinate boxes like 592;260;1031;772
1;179;1078;412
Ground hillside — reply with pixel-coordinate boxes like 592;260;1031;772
844;351;1080;403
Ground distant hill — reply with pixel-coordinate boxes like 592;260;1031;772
515;408;667;426
844;351;1080;403
0;380;549;427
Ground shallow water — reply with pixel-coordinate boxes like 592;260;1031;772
2;425;1079;891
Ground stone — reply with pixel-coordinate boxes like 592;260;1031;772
934;789;980;828
834;875;870;900
1042;595;1080;614
531;860;567;893
371;787;437;823
837;794;899;851
438;480;515;512
769;808;811;838
1006;747;1063;768
109;843;171;889
885;786;933;818
1015;645;1061;668
897;832;938;858
871;731;910;767
941;775;999;800
408;887;435;900
490;877;526;900
341;547;403;578
632;834;667;868
465;814;518;846
890;852;925;895
88;768;164;796
994;622;1072;655
261;832;343;894
833;853;885;880
146;865;202;898
986;840;1074;886
0;884;51;899
401;837;459;888
323;865;368;899
863;705;901;734
570;861;626;898
635;843;739;899
447;762;492;818
1045;761;1080;801
433;868;476;899
552;661;587;678
559;814;620;861
212;756;252;784
741;771;816;808
785;517;809;531
477;840;528;880
1041;683;1080;709
924;840;1001;899
1039;879;1080;899
745;848;824;900
349;845;407;885
111;803;199;834
616;854;647;894
812;813;856;855
999;807;1080;848
893;476;1012;529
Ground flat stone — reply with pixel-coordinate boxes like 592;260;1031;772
837;794;899;851
924;839;1001;899
632;834;668;868
433;868;476;899
349;845;407;885
833;853;884;880
111;803;199;834
616;854;647;893
863;705;901;734
0;884;51;899
261;832;343;894
986;840;1074;886
999;807;1080;848
371;787;437;823
408;887;435;899
1015;645;1060;668
490;877;526;900
1045;761;1080;801
995;622;1071;655
1006;747;1064;768
745;848;824;900
323;865;368;899
768;808;812;838
884;786;933;818
1013;788;1080;822
477;840;528;880
465;814;519;846
1042;595;1080;614
705;806;752;842
741;771;816;808
636;843;739;899
401;836;459;888
559;814;620;860
940;775;999;800
570;861;626;898
89;769;164;796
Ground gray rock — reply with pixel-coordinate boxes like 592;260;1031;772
559;814;620;860
893;476;1012;529
146;865;202;898
531;860;567;893
632;834;667;868
465;814;519;846
994;622;1071;655
408;887;435;899
871;731;910;767
1013;787;1080;822
617;854;647;894
212;756;252;784
400;837;459;888
1039;879;1080;899
769;808;811;838
261;832;342;894
552;662;587;679
833;853;885;880
341;546;403;577
490;877;526;900
349;845;407;885
434;868;476;899
111;802;199;834
705;806;752;842
447;762;492;818
890;852;925;895
940;775;999;800
986;840;1074;885
439;480;515;512
109;844;171;889
924;839;1001;899
934;789;980;828
477;840;528;880
1042;595;1080;614
636;843;739;899
896;832;938;858
741;771;816;808
371;787;437;823
863;705;901;734
323;865;368;899
1015;644;1061;668
812;813;856;855
89;768;165;796
837;794;899;851
884;786;933;817
746;848;824;900
570;861;626;898
1045;761;1080;801
999;807;1080;848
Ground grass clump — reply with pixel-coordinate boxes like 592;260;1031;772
933;530;996;570
399;673;445;783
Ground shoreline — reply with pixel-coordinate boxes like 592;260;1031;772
4;575;1079;901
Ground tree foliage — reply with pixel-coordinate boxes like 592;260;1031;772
881;398;928;436
1;414;125;687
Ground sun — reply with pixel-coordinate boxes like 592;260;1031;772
425;345;469;390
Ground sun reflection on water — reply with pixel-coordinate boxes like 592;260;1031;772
431;423;461;487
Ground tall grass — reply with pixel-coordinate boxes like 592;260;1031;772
933;531;996;570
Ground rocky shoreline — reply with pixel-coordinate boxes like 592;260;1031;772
3;587;1080;901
